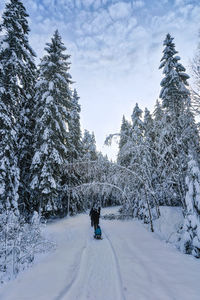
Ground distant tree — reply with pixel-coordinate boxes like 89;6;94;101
68;89;82;160
30;30;72;216
143;108;155;167
117;115;132;167
82;130;97;162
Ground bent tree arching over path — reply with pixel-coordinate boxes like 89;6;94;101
0;207;200;300
63;159;159;232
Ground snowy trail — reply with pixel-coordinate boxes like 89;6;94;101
0;207;200;300
61;228;125;300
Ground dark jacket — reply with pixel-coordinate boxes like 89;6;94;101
90;208;95;219
93;209;100;223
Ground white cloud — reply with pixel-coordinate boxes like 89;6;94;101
82;0;95;8
28;1;38;12
75;0;82;9
42;0;52;6
101;0;110;5
109;2;132;20
174;0;187;6
78;36;97;49
93;0;102;9
133;1;145;8
77;9;112;35
179;4;193;18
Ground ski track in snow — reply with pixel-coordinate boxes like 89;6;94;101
54;239;88;300
102;229;126;300
59;226;125;300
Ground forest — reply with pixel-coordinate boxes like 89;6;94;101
0;0;200;285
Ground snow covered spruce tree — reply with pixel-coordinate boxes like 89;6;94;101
68;89;82;160
0;102;19;213
0;0;37;216
117;115;132;167
30;30;72;217
76;130;98;209
159;33;194;206
180;153;200;258
124;103;144;217
190;33;200;116
141;108;160;222
61;88;83;216
152;100;166;205
82;130;97;162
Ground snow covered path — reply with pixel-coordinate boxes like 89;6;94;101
0;207;200;300
60;229;125;300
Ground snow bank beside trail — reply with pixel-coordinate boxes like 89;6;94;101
153;206;183;244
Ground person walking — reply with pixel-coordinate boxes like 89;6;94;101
89;206;95;227
93;206;100;230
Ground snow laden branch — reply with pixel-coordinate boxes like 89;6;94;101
104;133;120;146
73;182;128;203
63;157;158;231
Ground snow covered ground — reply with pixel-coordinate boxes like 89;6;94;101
0;206;200;300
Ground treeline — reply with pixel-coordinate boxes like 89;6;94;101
109;34;200;258
0;0;111;223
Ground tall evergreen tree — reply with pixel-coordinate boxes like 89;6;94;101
159;33;191;206
0;0;37;215
159;34;190;113
152;100;166;205
129;103;144;217
62;89;83;216
30;30;72;215
142;108;160;222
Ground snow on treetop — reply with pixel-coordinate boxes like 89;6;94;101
49;81;54;90
46;95;53;104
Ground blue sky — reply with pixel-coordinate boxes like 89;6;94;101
1;0;200;159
